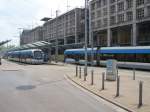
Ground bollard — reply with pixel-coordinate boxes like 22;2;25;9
116;76;120;97
79;67;81;79
133;68;135;80
91;70;94;85
76;66;78;77
102;72;105;90
117;66;118;76
84;68;87;81
138;81;143;107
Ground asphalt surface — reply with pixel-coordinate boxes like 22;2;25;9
0;60;118;112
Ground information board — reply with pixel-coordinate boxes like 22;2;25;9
106;59;117;81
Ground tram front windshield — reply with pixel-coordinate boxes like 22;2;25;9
34;51;43;59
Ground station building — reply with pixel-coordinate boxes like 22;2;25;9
42;8;85;50
20;26;43;45
20;8;85;54
20;30;31;45
90;0;150;47
20;0;150;55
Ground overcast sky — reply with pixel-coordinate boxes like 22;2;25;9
0;0;84;46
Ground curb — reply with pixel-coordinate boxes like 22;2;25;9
65;75;135;112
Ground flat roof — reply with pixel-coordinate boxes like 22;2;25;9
0;40;11;46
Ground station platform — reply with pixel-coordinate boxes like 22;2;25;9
67;65;150;112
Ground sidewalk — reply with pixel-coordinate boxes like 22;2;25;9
47;61;65;66
67;66;150;112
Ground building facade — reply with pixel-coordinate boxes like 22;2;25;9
20;30;31;45
20;8;86;54
43;8;85;47
90;0;150;47
20;1;150;49
20;26;43;45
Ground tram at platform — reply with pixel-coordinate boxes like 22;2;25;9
64;46;150;70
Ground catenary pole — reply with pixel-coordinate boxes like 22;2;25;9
88;0;94;67
55;10;59;63
84;0;88;78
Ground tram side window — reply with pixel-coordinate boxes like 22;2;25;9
88;55;91;61
102;54;114;60
115;54;124;61
136;54;144;63
125;54;135;62
136;54;149;63
147;54;150;63
93;54;97;60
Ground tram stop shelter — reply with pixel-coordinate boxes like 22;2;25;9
0;40;11;46
9;41;52;62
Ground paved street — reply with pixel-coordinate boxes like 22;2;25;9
0;60;119;112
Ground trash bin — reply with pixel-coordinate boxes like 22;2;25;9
106;59;117;81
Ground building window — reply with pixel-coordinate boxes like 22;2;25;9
96;0;101;8
103;8;107;16
97;19;102;28
136;0;144;6
92;21;96;29
126;0;133;9
118;14;124;23
103;18;108;27
110;0;116;4
136;8;144;19
91;3;96;10
103;0;107;6
110;5;116;14
91;12;95;19
97;10;101;18
110;16;116;25
118;2;124;12
148;6;150;17
126;12;133;21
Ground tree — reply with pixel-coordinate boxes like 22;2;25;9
0;45;16;51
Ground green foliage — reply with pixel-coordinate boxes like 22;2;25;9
51;55;64;62
0;45;16;51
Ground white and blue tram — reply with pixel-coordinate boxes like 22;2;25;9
7;49;44;64
64;46;150;70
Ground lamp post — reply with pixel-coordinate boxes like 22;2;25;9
55;10;59;63
41;17;52;63
88;0;94;67
84;0;88;78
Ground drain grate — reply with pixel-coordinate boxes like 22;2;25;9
16;85;36;91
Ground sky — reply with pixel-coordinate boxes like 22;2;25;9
0;0;84;46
